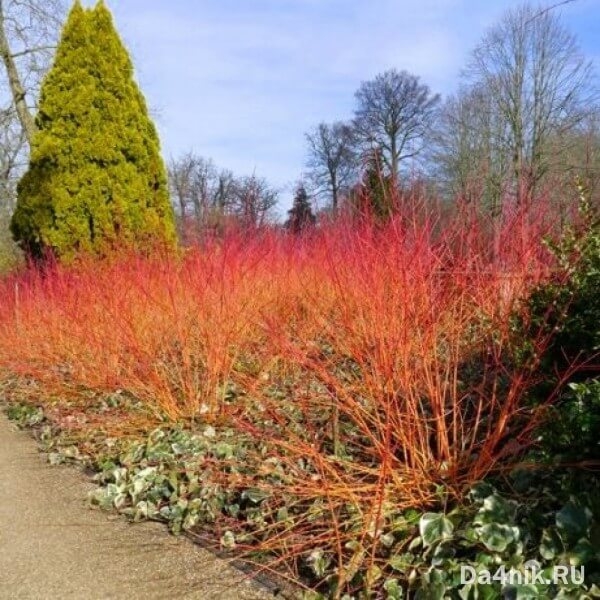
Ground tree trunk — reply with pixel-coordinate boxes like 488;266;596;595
390;135;399;184
331;172;338;215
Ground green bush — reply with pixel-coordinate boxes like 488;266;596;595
538;380;600;464
519;189;600;463
530;207;600;377
11;1;177;261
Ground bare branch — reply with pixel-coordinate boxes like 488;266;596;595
10;43;54;58
525;0;577;25
0;0;66;212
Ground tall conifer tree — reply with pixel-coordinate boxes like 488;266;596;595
11;1;176;260
286;184;315;234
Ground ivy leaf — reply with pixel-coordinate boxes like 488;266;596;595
431;542;455;566
220;530;236;549
383;578;404;599
241;488;270;504
568;538;595;566
458;583;498;600
477;523;518;552
415;582;446;600
215;442;234;459
307;549;330;578
556;501;590;541
539;528;563;560
408;536;423;551
513;584;540;599
475;494;516;525
389;553;414;574
588;584;600;598
419;513;454;547
468;482;495;502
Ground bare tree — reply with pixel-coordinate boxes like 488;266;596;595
213;168;236;213
232;173;278;229
188;157;219;221
432;86;510;214
539;108;600;216
0;0;64;260
168;151;197;221
0;0;66;239
0;0;66;145
353;69;440;183
169;153;278;239
467;1;596;204
562;111;600;204
305;121;358;214
169;153;238;239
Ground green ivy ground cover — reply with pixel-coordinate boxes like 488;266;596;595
3;391;599;600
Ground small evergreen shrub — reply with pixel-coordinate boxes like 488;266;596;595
11;1;177;261
521;186;600;462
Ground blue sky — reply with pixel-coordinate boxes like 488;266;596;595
91;1;599;211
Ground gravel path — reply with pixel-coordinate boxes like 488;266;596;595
0;414;276;600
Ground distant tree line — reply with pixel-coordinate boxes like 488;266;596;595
0;0;598;257
303;1;599;222
167;153;279;242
